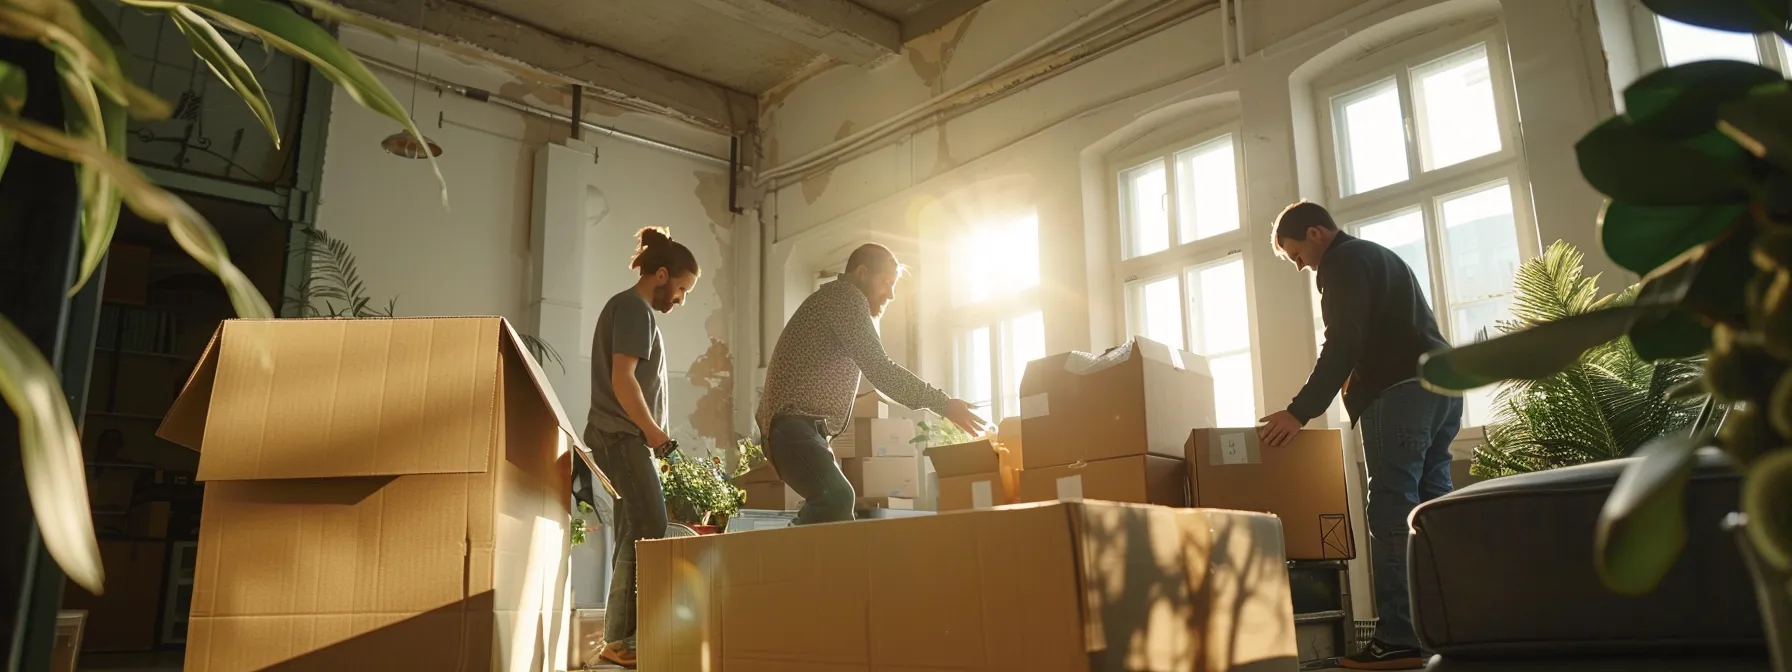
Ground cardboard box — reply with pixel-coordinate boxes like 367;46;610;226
833;417;916;458
637;502;1298;671
1019;455;1187;507
924;439;1015;512
856;496;913;510
1188;429;1355;560
736;463;803;511
841;457;917;498
852;391;888;418
156;317;579;672
1018;337;1214;469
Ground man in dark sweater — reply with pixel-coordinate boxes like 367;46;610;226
1259;201;1460;671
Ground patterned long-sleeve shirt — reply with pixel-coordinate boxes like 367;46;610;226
757;278;951;438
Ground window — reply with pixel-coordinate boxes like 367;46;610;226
1633;4;1792;75
1125;257;1258;427
1119;133;1244;259
949;213;1045;424
1316;27;1534;428
955;312;1046;424
1113;123;1258;427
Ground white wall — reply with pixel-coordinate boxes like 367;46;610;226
751;0;1631;617
315;28;739;454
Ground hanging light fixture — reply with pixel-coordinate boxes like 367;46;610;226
383;0;442;159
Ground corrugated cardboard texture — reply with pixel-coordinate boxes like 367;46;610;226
742;482;802;510
1187;429;1354;560
1019;455;1188;507
924;440;1001;478
1017;339;1215;470
833;418;916;458
840;457;917;498
937;473;1001;511
637;502;1298;672
164;318;573;672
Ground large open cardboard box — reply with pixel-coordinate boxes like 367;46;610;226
1018;338;1214;470
637;501;1298;671
157;318;580;672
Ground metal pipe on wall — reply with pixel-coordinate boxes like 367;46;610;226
358;55;730;166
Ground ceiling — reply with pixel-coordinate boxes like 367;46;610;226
457;0;990;94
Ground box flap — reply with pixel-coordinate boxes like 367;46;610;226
158;324;223;451
923;439;1001;477
162;318;505;481
496;320;613;497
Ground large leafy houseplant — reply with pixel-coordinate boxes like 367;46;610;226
1472;241;1705;479
0;0;443;596
659;450;743;528
1417;0;1792;663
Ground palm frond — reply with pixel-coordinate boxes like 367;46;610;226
1473;242;1706;478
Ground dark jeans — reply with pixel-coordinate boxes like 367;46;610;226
584;426;666;649
1359;381;1462;649
766;416;856;525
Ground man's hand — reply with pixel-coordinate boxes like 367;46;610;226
943;399;994;437
645;426;673;456
1258;410;1304;447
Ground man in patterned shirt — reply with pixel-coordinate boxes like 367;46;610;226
758;243;990;524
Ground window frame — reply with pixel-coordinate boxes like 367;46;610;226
1311;22;1539;434
1114;124;1248;262
1120;251;1262;426
1110;122;1263;425
954;311;1046;424
1630;1;1792;75
946;212;1045;423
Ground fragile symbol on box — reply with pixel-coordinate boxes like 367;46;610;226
1220;432;1248;465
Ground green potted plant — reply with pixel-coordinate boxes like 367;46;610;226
659;449;744;534
1416;2;1792;667
1471;242;1705;479
0;0;444;595
911;419;974;449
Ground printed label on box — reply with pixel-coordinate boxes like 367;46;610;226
1021;394;1051;419
972;480;993;509
1056;474;1084;502
1214;431;1260;465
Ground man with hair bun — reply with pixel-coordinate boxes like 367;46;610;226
758;242;991;526
585;226;699;668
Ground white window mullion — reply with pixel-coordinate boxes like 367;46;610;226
1421;198;1454;343
1396;70;1424;189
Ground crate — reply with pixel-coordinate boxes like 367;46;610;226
1288;560;1355;665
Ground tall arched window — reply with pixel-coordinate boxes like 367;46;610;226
1311;21;1538;429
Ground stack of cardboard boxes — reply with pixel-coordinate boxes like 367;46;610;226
927;337;1355;562
737;390;919;511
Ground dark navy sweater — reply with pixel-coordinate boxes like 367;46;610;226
1288;232;1450;425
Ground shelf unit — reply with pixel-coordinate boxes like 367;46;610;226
1288;559;1356;668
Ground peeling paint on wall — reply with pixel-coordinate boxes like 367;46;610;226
684;337;735;453
688;170;737;449
906;9;978;92
932;121;958;177
800;120;856;204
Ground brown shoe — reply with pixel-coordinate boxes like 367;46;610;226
597;640;637;668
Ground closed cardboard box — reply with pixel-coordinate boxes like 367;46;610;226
856;496;913;510
834;417;915;458
637;502;1298;672
925;439;1014;512
1019;454;1188;507
841;457;917;498
852;391;888;418
741;482;803;510
157;318;579;672
1018;338;1214;469
1187;429;1354;560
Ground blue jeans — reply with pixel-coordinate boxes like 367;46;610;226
584;426;667;650
766;416;856;525
1359;381;1461;650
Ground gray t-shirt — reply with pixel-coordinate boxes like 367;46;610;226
586;289;667;437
